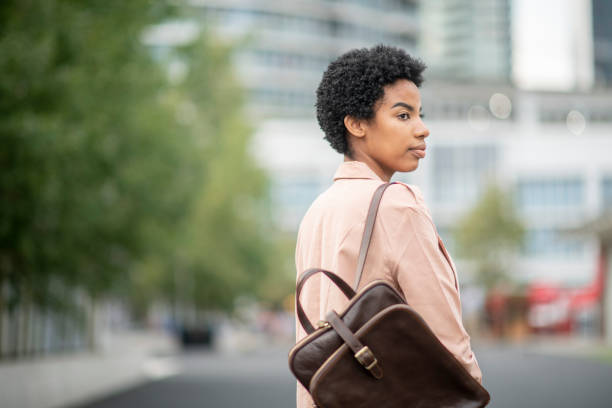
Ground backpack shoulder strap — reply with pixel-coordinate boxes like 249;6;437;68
353;182;397;290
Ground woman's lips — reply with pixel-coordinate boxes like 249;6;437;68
410;148;425;159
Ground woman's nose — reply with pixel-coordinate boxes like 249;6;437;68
417;121;430;139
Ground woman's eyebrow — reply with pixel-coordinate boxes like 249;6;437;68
390;102;422;112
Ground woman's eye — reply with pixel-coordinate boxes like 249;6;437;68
398;113;410;120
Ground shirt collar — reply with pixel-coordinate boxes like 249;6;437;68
333;161;384;181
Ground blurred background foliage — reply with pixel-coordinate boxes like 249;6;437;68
454;185;525;291
0;0;291;354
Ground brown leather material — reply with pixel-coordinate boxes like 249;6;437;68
296;268;357;334
326;310;364;354
326;310;384;380
353;182;397;290
289;280;405;389
309;303;490;408
289;183;491;407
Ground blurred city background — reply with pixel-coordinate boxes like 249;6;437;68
2;0;612;407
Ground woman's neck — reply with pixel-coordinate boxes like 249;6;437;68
343;154;393;182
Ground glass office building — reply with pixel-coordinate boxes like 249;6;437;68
185;0;420;117
419;0;512;83
593;0;612;87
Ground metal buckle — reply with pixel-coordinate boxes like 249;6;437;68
316;320;330;329
354;346;378;370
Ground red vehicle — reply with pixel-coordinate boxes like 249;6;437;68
526;252;605;334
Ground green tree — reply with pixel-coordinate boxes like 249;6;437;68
0;0;284;355
453;184;525;290
0;0;203;353
123;29;288;317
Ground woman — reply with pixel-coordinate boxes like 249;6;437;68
295;45;483;407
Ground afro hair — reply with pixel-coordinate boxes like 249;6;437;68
315;44;426;156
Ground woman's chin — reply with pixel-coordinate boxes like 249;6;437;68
397;160;419;173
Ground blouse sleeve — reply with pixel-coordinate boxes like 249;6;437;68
382;186;483;384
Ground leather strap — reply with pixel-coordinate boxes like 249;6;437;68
296;268;356;334
353;182;397;290
295;182;396;334
326;310;383;379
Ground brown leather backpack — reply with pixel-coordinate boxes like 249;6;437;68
288;182;491;408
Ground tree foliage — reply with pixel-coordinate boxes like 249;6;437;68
0;0;284;331
453;184;525;290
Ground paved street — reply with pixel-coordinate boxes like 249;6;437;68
75;342;612;408
74;345;295;408
477;342;612;408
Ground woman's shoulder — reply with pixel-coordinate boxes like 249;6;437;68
298;179;382;231
382;182;427;209
297;185;342;230
378;182;437;243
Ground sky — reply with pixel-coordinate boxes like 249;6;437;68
512;0;594;91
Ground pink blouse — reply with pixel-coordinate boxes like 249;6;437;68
294;160;482;408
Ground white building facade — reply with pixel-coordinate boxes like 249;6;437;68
255;84;612;289
160;0;612;290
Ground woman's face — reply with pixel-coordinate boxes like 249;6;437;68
359;79;429;180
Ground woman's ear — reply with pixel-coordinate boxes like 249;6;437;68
343;115;367;139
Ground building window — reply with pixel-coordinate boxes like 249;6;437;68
272;177;323;230
431;145;497;205
602;178;612;209
516;178;584;210
522;228;584;259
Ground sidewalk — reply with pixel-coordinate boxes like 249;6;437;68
474;335;612;365
0;330;180;408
